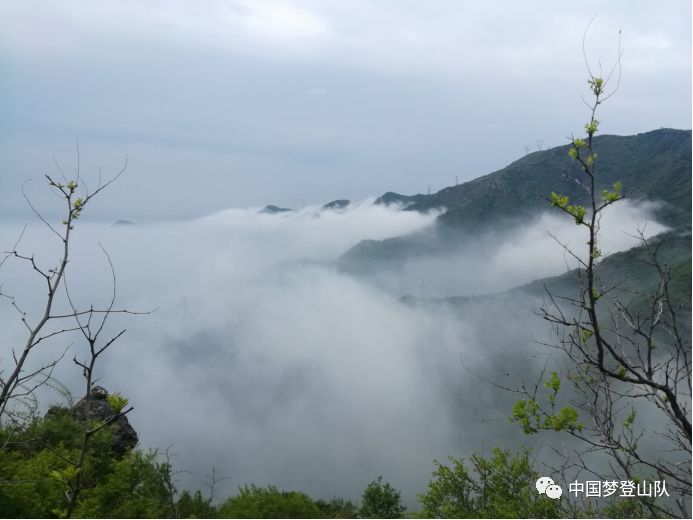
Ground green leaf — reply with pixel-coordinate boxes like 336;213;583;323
543;372;561;393
544;406;581;432
623;409;636;430
567;204;586;224
510;399;540;435
581;328;593;343
106;393;129;414
585;119;600;137
550;192;569;208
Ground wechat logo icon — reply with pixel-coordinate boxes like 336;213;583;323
536;477;562;499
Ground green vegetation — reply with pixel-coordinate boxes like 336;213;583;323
359;477;406;518
0;408;176;518
5;407;676;518
218;485;323;518
416;448;559;519
0;409;399;518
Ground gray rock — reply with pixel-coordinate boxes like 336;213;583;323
71;386;138;456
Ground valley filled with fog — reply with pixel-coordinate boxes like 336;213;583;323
1;1;690;517
0;198;666;505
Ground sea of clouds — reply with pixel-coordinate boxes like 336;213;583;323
0;198;666;505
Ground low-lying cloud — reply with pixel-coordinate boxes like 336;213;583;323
0;198;666;505
344;200;668;298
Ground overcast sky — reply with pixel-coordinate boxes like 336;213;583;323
1;0;690;220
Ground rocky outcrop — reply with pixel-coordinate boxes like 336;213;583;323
71;386;138;456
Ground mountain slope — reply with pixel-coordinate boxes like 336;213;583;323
416;129;690;231
414;230;690;330
340;129;691;272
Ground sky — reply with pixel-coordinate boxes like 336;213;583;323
0;0;691;220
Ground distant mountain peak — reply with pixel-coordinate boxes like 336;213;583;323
342;129;691;274
261;205;293;214
374;192;428;208
322;199;351;210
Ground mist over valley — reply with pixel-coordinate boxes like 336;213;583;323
1;2;690;516
1;130;688;506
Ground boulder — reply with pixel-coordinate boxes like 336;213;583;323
71;386;138;456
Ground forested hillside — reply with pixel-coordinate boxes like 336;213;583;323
341;129;691;273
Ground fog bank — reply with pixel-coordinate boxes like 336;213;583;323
0;199;665;505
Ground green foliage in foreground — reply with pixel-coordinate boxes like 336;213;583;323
218;485;322;518
416;448;560;519
0;409;393;518
359;476;406;518
0;410;676;518
0;408;178;518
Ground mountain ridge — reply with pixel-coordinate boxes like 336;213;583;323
339;128;691;274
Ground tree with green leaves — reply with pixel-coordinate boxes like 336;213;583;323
511;28;691;517
359;476;406;519
176;489;219;518
417;448;560;518
218;484;323;518
314;496;359;518
0;408;177;518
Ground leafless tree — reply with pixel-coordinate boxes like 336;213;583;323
0;153;131;421
64;243;138;517
0;152;155;516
